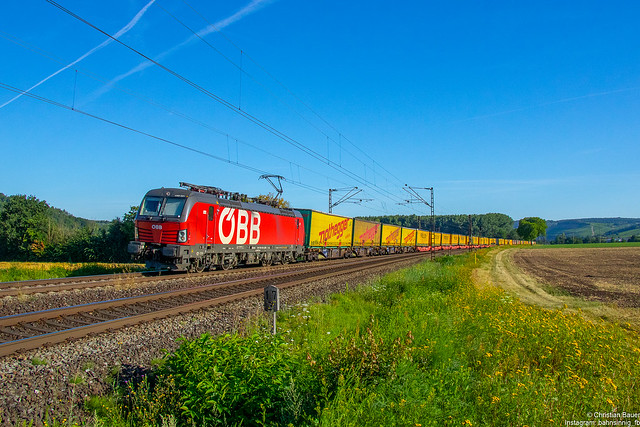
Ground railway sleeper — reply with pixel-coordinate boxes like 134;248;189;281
1;327;29;338
21;323;54;334
139;300;174;310
44;318;75;330
78;312;113;323
110;306;144;316
95;309;122;320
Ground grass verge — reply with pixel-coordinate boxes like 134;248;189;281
0;262;145;282
86;251;640;426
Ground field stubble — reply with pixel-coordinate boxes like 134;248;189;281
480;247;640;330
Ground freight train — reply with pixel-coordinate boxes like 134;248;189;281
128;183;531;272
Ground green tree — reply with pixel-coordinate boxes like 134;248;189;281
0;195;50;260
517;217;547;241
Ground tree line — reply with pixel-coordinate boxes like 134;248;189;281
0;194;136;262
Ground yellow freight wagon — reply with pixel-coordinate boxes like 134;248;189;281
401;227;417;247
353;219;381;247
451;234;459;245
416;230;431;247
432;232;442;246
442;233;451;245
381;224;401;246
298;209;353;248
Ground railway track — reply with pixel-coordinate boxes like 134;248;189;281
0;258;367;298
0;248;469;298
0;252;429;357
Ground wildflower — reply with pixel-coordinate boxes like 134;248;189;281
491;396;500;404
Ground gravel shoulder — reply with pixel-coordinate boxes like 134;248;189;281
0;258;422;426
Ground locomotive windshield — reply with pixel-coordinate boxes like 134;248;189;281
139;196;186;218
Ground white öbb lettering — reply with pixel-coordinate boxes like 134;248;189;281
218;207;261;245
152;224;162;230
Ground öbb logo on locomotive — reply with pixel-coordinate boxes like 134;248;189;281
218;207;261;245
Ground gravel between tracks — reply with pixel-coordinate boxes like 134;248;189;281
0;264;307;317
0;258;422;425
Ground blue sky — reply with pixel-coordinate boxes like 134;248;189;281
1;0;639;221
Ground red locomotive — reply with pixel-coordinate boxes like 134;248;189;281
128;183;305;272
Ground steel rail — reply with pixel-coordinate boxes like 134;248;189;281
0;253;428;357
0;248;469;297
0;254;403;297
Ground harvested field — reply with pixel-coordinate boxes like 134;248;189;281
512;247;640;308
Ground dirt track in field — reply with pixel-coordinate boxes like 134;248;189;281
511;247;640;308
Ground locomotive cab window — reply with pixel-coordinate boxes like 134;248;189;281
163;197;186;217
139;196;186;217
140;196;162;216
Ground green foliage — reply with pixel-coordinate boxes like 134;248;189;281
0;192;137;263
95;252;640;426
152;333;303;426
256;193;291;208
0;195;49;260
517;216;547;240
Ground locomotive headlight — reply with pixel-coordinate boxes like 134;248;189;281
177;229;188;243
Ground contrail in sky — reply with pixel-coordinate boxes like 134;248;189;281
0;0;156;109
87;0;274;102
452;86;640;123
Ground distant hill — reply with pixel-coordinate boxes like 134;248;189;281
545;218;640;240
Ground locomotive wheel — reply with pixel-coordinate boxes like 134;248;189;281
221;257;234;270
194;260;205;273
188;259;205;273
261;256;272;267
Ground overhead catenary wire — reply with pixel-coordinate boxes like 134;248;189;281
178;0;406;189
0;80;328;195
0;29;358;194
159;1;407;204
43;0;410;208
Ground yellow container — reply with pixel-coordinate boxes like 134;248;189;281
416;230;431;246
432;232;442;246
299;210;353;248
381;224;401;246
401;227;417;246
353;219;381;247
442;233;451;245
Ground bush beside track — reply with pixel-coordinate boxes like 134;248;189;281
80;250;640;426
